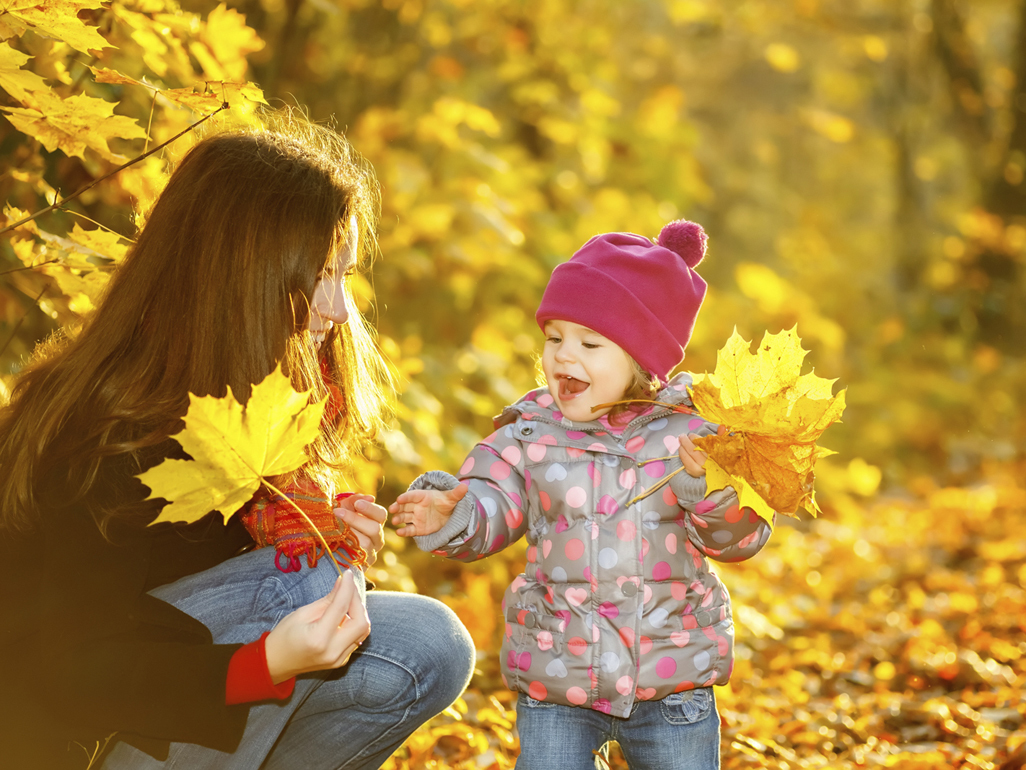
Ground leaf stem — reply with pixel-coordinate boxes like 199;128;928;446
261;479;346;581
627;464;689;507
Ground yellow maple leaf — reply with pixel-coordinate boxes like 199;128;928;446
0;41;48;103
689;327;846;521
1;0;112;54
1;89;147;161
138;365;327;527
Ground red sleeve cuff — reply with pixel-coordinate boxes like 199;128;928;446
225;632;295;705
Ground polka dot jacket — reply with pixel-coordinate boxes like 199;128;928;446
410;373;773;718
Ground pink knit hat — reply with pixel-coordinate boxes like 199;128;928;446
535;220;708;383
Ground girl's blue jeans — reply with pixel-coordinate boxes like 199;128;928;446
101;547;476;770
515;688;720;770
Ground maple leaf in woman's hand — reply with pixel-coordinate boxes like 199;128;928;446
689;326;846;523
138;364;326;527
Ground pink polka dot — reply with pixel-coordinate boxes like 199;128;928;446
625;436;646;453
539;434;557;446
527;545;537;562
639;636;653;654
619;627;634;648
596;495;619;516
671;581;687;600
619;468;637;489
537;631;553;651
509;491;522;507
490;535;506;551
552;410;563;420
665;532;678;554
527;443;548;462
528;681;547;700
567;637;588;656
459;456;475;475
539;491;551;511
505;508;523;529
525;469;532;491
688;418;704;430
566;446;586;458
490;461;511;480
652;561;671;581
663;435;680;453
565;486;587;508
616;676;634;696
587;442;606;453
592;699;612;714
542;540;552;557
662;485;677;505
749;509;761;524
501;446;522;466
566;686;588;705
656;656;677;679
725;504;743;523
641;538;650;559
566;430;586;439
598;601;618;619
695;500;716;514
565;538;585;560
537;393;554;407
643;460;666;478
643;584;652;604
616;520;636;541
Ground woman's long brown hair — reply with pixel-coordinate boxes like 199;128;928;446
0;112;394;533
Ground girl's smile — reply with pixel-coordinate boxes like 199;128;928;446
542;320;634;422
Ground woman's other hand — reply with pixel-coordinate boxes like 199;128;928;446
264;570;370;684
334;494;387;566
388;484;468;537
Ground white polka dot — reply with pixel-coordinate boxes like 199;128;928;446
642;511;661;530
648;608;669;628
599;548;618;569
647;418;669;431
600;652;621;673
712;529;734;544
550;566;567;582
693;650;711;672
601;454;620;467
479;497;498;517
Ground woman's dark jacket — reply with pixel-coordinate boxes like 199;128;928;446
0;447;255;769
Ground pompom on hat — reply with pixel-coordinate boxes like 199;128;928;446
535;219;709;384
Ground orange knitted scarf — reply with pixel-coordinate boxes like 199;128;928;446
240;476;366;572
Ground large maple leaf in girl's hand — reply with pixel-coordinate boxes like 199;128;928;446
139;365;326;527
689;327;845;524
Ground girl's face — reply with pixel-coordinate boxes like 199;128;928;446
308;217;358;350
541;320;635;422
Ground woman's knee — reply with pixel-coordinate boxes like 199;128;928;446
365;592;475;705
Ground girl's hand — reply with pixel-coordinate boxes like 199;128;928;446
334;494;387;566
678;424;727;478
389;484;469;537
264;570;370;684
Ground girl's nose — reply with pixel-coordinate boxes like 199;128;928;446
312;278;349;327
554;344;573;363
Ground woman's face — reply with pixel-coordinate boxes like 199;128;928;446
308;217;359;350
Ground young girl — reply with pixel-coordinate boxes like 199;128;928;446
0;114;474;770
390;221;773;770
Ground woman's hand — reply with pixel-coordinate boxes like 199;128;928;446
334;494;387;566
389;484;469;537
264;570;370;684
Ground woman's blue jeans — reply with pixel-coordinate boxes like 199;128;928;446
515;688;720;770
102;547;475;770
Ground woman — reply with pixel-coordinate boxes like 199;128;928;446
0;113;475;769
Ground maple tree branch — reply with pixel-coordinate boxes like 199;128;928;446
0;102;229;238
0;259;59;277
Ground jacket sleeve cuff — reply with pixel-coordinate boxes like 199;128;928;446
225;632;295;705
668;469;708;503
409;471;476;552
